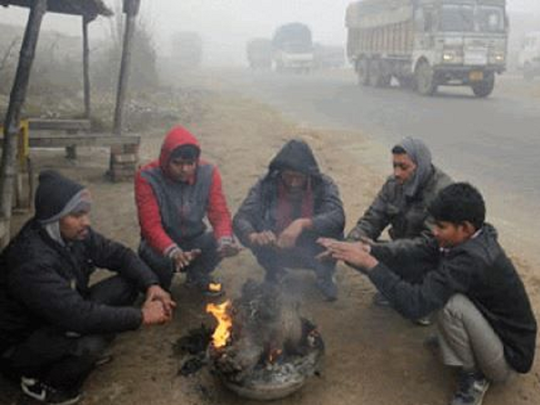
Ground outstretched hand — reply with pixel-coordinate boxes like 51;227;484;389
172;249;201;272
217;240;241;258
277;219;311;249
317;239;378;274
248;231;277;247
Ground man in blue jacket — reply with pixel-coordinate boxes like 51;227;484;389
0;171;175;404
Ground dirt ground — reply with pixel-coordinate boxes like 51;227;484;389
1;82;539;405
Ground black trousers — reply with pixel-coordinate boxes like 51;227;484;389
139;232;221;290
0;276;137;391
251;237;336;280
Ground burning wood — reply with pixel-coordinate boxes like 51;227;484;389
206;301;232;349
209;282;222;293
207;280;324;400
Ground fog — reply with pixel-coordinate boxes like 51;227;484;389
1;0;540;66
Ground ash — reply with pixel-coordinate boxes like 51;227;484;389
212;280;324;387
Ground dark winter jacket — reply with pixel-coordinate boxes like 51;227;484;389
368;224;537;373
347;166;452;241
0;220;159;354
135;126;233;256
233;139;345;246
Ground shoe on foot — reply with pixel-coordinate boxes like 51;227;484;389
21;377;82;405
372;291;392;307
94;352;113;367
317;274;338;302
414;315;433;326
451;370;490;405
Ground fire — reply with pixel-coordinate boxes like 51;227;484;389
209;283;222;293
206;300;232;348
268;349;283;364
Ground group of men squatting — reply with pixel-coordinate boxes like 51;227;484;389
0;125;536;405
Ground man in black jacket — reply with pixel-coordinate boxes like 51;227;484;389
320;183;537;405
0;171;175;404
233;139;345;301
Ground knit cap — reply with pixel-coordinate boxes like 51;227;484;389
34;170;90;223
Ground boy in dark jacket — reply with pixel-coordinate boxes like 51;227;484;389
233;139;345;301
0;171;175;404
135;126;240;295
320;183;536;405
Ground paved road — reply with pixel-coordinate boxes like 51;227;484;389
219;69;540;258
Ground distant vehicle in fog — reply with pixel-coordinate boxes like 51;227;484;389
346;0;508;97
272;23;314;73
246;38;273;70
172;32;203;69
518;32;540;81
313;44;346;69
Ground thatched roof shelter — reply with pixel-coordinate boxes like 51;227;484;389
1;0;112;20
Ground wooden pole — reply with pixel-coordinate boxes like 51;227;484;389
113;0;141;136
0;0;47;246
82;15;91;119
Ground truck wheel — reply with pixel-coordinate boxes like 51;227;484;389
356;58;370;86
471;72;495;98
415;61;437;96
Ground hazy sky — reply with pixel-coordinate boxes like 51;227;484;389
1;0;540;65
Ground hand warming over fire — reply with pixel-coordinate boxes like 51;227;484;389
277;218;312;249
322;240;379;273
217;239;241;258
146;285;176;317
172;249;201;272
248;231;277;247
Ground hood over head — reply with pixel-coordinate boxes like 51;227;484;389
159;126;201;173
395;137;433;198
34;170;91;224
268;139;321;177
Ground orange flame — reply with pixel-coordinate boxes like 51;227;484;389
206;300;232;348
209;283;222;292
268;348;283;364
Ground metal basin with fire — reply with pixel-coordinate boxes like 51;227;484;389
206;281;324;401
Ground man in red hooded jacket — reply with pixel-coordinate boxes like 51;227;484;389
135;126;239;295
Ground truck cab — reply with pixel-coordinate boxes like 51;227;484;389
412;0;508;96
272;23;314;74
518;32;540;81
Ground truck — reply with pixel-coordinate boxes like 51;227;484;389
272;23;314;73
518;32;540;81
346;0;508;97
246;38;273;70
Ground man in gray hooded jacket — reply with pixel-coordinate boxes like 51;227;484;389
348;137;452;245
233;139;345;301
347;138;452;311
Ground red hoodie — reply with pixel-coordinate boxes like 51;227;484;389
135;126;233;255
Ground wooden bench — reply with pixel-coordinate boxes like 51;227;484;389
27;118;92;159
